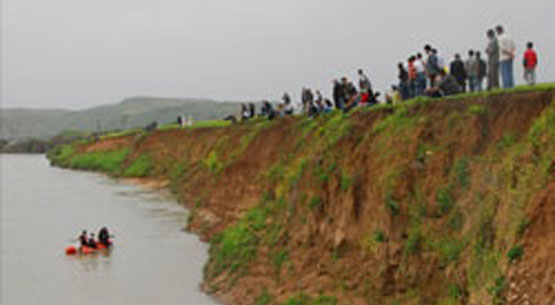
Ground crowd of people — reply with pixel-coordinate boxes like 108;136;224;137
235;24;539;121
393;25;539;101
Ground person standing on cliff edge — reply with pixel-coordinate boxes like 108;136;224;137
485;29;500;90
523;42;538;85
496;25;516;89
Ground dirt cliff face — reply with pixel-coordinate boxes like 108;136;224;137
49;88;555;305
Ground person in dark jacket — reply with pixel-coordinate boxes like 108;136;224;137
98;227;111;247
248;103;256;119
485;29;500;90
332;79;344;110
476;51;487;91
261;101;276;120
398;62;410;100
78;230;88;247
301;88;314;114
88;233;97;249
426;70;461;98
424;45;441;86
450;54;467;92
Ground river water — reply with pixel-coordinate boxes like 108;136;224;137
0;154;219;305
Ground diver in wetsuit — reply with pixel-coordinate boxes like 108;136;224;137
78;230;88;247
98;227;111;247
88;233;97;248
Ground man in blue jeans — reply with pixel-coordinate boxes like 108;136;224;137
496;25;516;89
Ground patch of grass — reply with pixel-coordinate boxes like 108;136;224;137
51;145;75;163
313;163;331;184
487;276;506;303
170;159;189;180
373;230;387;243
497;132;517;151
204;151;224;172
100;128;140;139
508;245;524;262
404;227;422;255
187;120;232;129
385;194;400;216
291;158;309;184
68;149;129;174
309;196;322;210
448;210;464;231
516;218;530;236
267;162;285;182
331;248;340;261
208;205;270;277
467;104;485;115
252;288;274;305
436;187;453;216
453;157;470;189
447;284;463;299
279;294;338;305
123;154;153;177
433;237;467;265
340;172;355;192
209;223;258;276
272;250;289;272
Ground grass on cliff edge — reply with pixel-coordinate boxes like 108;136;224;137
49;145;129;174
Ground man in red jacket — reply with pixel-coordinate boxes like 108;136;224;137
523;42;538;85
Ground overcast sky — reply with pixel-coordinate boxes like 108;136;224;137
1;0;554;109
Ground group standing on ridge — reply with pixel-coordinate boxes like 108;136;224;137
234;24;539;122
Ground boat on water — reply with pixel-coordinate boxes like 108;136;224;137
65;241;113;256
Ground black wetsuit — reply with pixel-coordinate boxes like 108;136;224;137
98;228;110;246
78;234;88;247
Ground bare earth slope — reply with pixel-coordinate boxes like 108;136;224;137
49;88;555;305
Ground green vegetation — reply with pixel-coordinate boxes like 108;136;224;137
272;250;290;272
385;195;400;216
49;146;130;174
516;218;530;236
279;294;338;305
69;150;129;173
373;230;387;243
252;289;274;305
187;120;232;129
433;237;467;265
204;151;224;172
309;196;322;210
467;104;485;115
453;158;470;189
340;172;355;192
507;245;524;262
404;227;422;255
123;155;153;177
436;187;454;216
43;85;555;305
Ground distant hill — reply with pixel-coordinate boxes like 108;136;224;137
0;97;240;139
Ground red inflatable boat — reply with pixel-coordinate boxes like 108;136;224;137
65;241;112;256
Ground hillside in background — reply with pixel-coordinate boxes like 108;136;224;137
48;86;555;305
0;97;240;139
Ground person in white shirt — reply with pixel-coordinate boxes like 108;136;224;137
414;53;426;96
496;25;516;88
